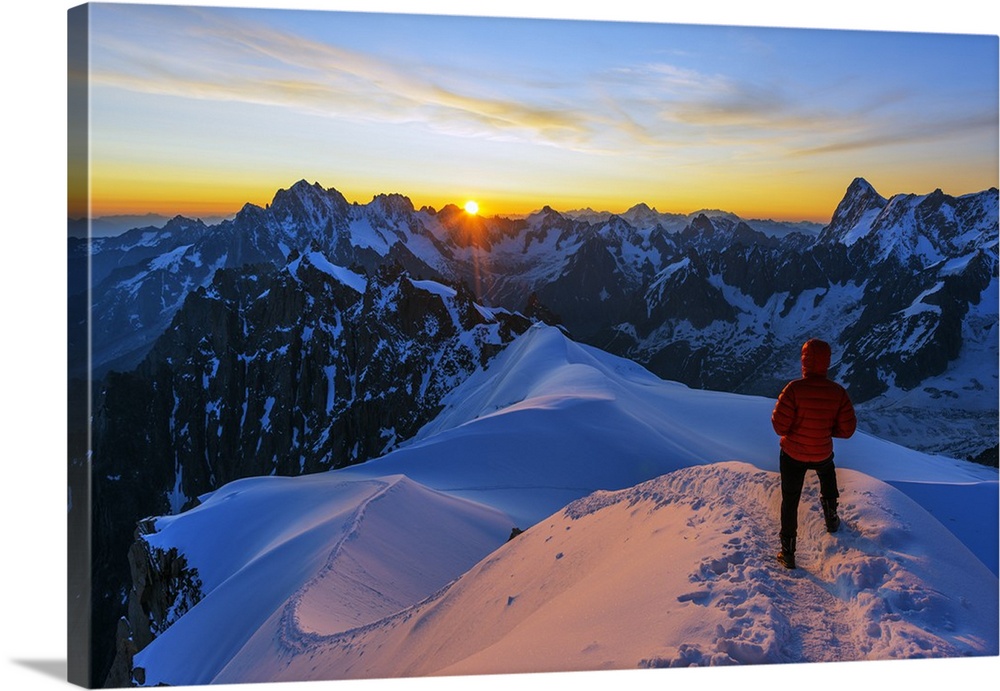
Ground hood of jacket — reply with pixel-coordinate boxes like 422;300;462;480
801;338;831;378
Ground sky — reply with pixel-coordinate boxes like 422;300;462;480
70;1;999;222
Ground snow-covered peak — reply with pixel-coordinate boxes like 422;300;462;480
558;206;612;223
817;178;997;274
821;177;889;244
845;176;881;200
161;215;202;232
524;205;566;225
405;323;658;443
269;181;351;238
593;213;643;243
392;325;993;500
618;202;666;228
366;192;416;220
688;212;718;234
277;179;347;203
687;207;741;224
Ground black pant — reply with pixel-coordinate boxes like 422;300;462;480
779;451;839;541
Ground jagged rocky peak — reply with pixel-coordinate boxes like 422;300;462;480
273;178;321;201
560;207;613;223
271;180;350;217
162;214;204;230
525;205;568;228
730;220;774;247
843;176;885;204
621;202;660;226
599;213;638;238
436;202;463;215
687;213;718;235
686;208;740;223
368;192;416;219
822;177;889;241
913;188;965;232
235;199;267;217
435;203;492;249
822;181;997;266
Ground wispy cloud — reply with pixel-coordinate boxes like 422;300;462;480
590;61;841;154
90;7;597;148
95;7;994;165
791;111;998;157
590;58;999;164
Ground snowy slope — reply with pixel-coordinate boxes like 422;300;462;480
131;325;998;686
211;463;996;683
135;473;513;686
351;325;995;527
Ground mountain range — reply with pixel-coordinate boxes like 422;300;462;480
68;176;998;686
71;177;998;462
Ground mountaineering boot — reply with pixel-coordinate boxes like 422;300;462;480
821;498;840;533
776;535;796;569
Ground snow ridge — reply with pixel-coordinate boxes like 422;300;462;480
131;325;998;686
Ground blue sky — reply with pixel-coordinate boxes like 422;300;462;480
78;1;998;220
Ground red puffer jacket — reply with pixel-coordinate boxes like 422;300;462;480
771;339;857;462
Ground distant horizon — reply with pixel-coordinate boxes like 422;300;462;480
68;183;837;231
69;175;995;236
71;4;998;226
71;188;840;225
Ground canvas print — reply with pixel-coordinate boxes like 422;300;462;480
67;2;999;688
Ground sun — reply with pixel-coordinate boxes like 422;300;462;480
464;200;479;215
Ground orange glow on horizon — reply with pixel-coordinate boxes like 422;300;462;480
89;169;983;225
87;175;278;219
84;184;840;224
87;160;989;225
